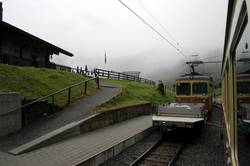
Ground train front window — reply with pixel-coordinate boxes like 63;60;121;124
176;83;190;95
237;81;250;94
192;82;208;95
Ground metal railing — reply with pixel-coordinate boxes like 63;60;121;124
0;77;100;118
94;68;155;86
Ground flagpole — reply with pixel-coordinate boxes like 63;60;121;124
104;50;107;70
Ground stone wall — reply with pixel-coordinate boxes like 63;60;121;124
0;92;21;136
80;103;155;133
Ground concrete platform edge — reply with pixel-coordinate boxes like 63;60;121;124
9;114;98;155
75;127;153;166
9;103;155;155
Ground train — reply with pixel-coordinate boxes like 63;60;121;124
175;74;213;112
222;0;250;165
153;68;213;132
154;0;249;164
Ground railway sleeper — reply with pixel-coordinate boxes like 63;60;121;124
150;152;174;157
154;146;179;151
144;157;170;164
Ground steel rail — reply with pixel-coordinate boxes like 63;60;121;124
129;138;162;166
167;142;185;166
129;139;185;166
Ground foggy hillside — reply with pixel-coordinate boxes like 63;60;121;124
108;48;223;88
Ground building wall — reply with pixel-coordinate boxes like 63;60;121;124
0;29;51;67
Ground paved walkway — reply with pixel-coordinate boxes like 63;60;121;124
0;115;152;166
0;82;121;151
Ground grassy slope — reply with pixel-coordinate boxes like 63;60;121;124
0;64;97;107
96;79;175;112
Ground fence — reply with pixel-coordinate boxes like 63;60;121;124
55;65;95;77
0;77;100;126
94;68;155;86
53;64;155;86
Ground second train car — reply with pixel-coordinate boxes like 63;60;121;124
153;72;213;131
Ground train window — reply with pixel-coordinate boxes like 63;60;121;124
234;5;249;165
237;81;250;94
192;82;208;95
176;83;190;95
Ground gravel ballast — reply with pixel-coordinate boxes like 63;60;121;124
175;106;226;166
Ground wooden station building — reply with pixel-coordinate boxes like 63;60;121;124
0;2;73;68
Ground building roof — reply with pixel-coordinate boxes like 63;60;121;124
0;21;73;57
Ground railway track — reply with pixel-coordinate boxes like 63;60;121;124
129;139;184;166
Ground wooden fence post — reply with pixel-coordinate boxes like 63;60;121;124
96;77;100;89
68;88;71;105
84;82;87;94
52;95;55;113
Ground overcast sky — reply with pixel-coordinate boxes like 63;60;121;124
2;0;228;82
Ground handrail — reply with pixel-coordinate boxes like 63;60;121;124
19;77;96;110
0;77;99;117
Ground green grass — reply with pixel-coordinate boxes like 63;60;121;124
96;79;175;112
0;64;97;108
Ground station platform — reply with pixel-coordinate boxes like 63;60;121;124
0;115;152;166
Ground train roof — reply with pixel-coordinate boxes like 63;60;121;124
176;74;212;81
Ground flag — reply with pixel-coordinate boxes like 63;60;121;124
104;50;107;64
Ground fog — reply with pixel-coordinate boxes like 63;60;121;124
2;0;228;84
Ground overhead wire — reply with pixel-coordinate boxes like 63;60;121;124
136;0;188;55
118;0;188;59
